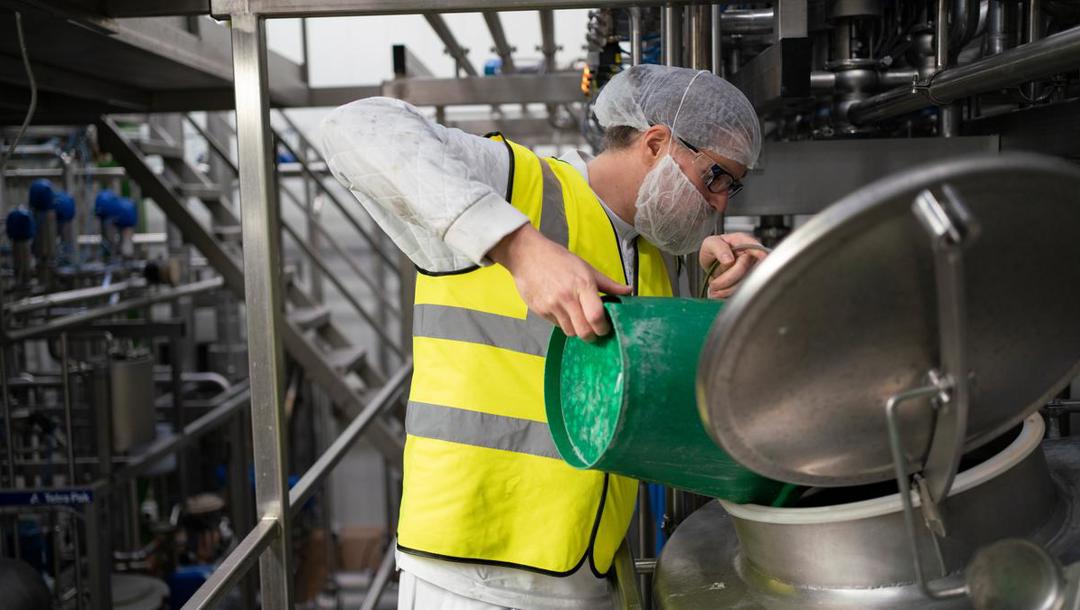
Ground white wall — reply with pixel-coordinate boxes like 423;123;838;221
267;10;591;84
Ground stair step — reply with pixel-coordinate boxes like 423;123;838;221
281;264;298;287
134;137;184;159
327;345;367;373
289;306;331;331
212;223;242;240
177;183;223;200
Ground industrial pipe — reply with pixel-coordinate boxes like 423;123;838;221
720;8;774;34
630;7;643;66
986;0;1008;55
1024;0;1043;98
664;5;682;66
937;0;961;136
811;71;837;90
848;24;1080;124
951;0;982;51
690;5;710;69
711;5;723;76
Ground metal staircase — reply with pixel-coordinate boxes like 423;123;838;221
98;115;406;469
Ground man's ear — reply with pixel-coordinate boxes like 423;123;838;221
638;124;670;166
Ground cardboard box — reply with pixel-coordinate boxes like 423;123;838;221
338;526;388;572
296;528;331;602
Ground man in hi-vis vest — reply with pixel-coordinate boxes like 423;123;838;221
321;65;764;610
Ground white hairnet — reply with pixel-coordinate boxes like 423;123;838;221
593;65;763;168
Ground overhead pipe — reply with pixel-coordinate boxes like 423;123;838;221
1024;0;1043;99
721;8;774;34
937;0;960;136
664;4;682;66
950;0;982;52
630;7;643;66
482;12;517;73
1027;0;1043;48
810;71;836;90
689;5;710;69
711;4;724;76
424;13;478;77
848;24;1080;125
986;0;1008;55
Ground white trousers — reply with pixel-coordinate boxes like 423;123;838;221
397;570;519;610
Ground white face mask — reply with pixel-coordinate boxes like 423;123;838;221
633;153;718;255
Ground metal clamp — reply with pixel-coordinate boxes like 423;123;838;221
910;71;949;106
878;187;982;602
884;376;966;600
912;186;979;506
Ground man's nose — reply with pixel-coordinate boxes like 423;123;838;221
708;191;729;213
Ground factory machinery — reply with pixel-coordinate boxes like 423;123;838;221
0;0;1079;609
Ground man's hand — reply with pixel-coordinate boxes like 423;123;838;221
699;233;768;299
489;224;631;341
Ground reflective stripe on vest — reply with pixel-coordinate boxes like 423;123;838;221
405;400;561;459
410;159;566;359
397;135;672;576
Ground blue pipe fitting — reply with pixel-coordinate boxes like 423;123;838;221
28;179;55;211
6;208;36;242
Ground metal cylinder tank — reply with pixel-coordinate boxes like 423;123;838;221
109;353;156;453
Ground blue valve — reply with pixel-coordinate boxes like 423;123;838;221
5;208;36;242
28;179;55;211
54;192;76;225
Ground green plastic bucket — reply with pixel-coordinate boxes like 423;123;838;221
545;296;796;505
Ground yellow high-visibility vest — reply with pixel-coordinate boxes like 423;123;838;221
397;135;673;576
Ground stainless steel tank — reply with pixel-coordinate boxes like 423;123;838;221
661;153;1080;610
654;417;1080;609
109;353;156;452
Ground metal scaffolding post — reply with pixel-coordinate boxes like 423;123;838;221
228;10;294;608
630;7;643;66
664;4;683;66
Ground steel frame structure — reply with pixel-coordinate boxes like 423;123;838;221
181;4;655;607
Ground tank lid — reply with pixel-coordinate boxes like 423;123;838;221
697;152;1080;488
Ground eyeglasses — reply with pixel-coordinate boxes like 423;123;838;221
678;138;744;198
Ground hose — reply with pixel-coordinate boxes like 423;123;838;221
0;11;37;174
698;242;772;298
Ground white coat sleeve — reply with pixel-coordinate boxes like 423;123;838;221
320;97;529;272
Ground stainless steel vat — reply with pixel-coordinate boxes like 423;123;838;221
109;353;156;453
654;418;1080;609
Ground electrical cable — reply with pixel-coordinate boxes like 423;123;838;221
0;11;38;175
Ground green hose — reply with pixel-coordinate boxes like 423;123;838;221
698;243;772;298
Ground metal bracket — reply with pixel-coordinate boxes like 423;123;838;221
878;186;981;602
884;376;965;601
911;71;949;106
912;186;980;506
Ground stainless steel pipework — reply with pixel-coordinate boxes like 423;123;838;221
689;5;710;69
1024;0;1043;99
937;0;961;136
848;24;1080;124
721;8;774;35
711;5;724;76
950;0;982;52
664;4;682;66
986;0;1008;55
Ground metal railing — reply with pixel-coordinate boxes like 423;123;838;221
182;361;412;609
192;4;608;607
184;113;404;360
